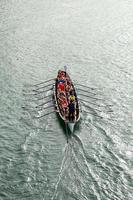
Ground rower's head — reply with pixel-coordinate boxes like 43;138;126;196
70;100;74;104
60;92;65;96
58;70;62;78
60;71;65;77
58;70;61;74
70;90;74;95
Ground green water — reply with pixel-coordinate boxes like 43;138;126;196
0;0;133;199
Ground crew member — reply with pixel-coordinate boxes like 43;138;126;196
68;100;75;121
69;90;75;102
59;93;68;114
57;81;65;92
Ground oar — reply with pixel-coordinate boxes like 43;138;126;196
77;88;96;95
82;103;102;112
78;93;103;101
35;111;56;118
33;78;55;87
35;100;53;108
36;104;54;112
75;83;96;90
82;102;113;113
32;83;54;91
78;98;104;107
83;110;103;119
79;98;113;108
33;87;53;95
83;110;116;121
36;94;52;101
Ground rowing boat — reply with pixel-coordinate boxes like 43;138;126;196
53;70;80;133
30;67;112;136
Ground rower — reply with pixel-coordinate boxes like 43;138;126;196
58;93;68;115
66;80;72;94
57;73;66;92
57;71;66;81
57;81;65;92
68;100;75;121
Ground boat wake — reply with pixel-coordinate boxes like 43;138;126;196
51;142;71;200
51;134;100;200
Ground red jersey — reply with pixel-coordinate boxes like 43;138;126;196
57;82;65;91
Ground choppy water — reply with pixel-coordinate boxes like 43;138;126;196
0;0;133;199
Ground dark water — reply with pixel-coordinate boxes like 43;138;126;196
0;0;133;199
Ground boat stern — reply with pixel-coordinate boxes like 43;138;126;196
68;122;75;133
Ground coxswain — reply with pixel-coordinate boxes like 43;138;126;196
69;90;75;102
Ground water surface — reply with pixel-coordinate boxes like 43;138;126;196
0;0;133;199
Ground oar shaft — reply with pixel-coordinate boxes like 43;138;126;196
77;88;96;95
35;111;55;118
83;110;103;118
75;83;96;90
35;100;53;108
79;98;112;108
78;98;101;107
78;93;102;101
33;78;55;87
34;88;53;95
37;104;54;111
36;94;52;101
82;103;102;112
33;83;53;91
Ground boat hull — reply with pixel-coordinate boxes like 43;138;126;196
53;70;80;133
